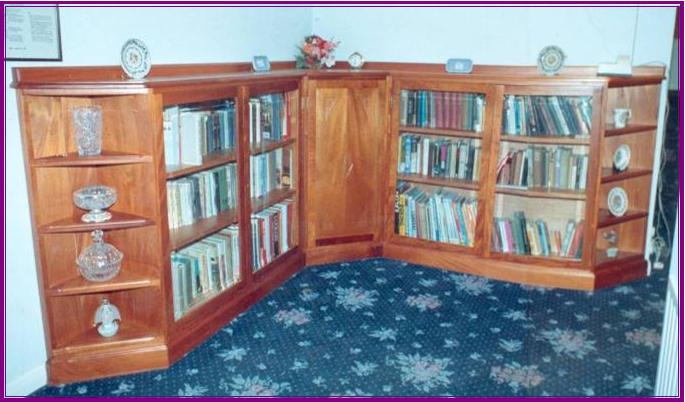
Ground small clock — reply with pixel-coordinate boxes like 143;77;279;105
348;52;365;69
538;45;565;76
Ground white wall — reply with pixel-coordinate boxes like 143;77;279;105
4;6;311;396
312;6;675;67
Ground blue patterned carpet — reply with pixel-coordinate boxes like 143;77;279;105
32;258;667;397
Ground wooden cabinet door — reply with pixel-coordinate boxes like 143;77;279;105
305;79;389;248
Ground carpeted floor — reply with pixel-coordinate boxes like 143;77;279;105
32;258;667;397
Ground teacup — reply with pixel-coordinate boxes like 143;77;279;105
613;108;632;129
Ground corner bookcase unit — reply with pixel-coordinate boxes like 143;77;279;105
13;63;664;384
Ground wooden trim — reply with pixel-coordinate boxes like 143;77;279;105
40;211;154;234
604;124;658;138
315;234;375;247
33;151;152;167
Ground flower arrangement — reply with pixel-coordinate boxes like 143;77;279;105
296;35;339;69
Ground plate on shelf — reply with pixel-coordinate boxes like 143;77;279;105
537;45;565;76
121;39;151;79
612;144;631;172
607;187;629;217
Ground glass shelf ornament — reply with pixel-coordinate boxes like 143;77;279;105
72;105;103;156
76;230;123;282
94;298;121;338
73;185;117;223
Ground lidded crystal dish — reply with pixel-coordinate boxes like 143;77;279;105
77;230;123;282
73;185;117;223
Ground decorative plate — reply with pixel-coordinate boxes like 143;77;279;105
612;144;631;172
607;187;629;217
538;45;565;76
121;39;151;79
348;52;365;69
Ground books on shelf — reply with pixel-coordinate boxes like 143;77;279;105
251;199;293;271
163;100;237;167
395;182;477;247
167;163;238;230
398;134;482;181
496;146;589;191
492;212;584;259
249;92;292;146
171;225;240;320
250;148;292;199
400;90;485;132
502;95;593;137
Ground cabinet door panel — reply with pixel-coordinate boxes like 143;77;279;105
309;80;387;245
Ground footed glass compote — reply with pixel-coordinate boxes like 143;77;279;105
73;185;117;223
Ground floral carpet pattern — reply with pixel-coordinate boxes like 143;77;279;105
32;258;667;397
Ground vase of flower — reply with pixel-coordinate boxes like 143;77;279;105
296;35;339;69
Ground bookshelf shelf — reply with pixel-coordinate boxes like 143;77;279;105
399;126;482;139
601;167;653;184
491;252;582;265
250;138;296;156
397;173;479;191
33;151;152;167
169;208;239;251
499;135;591;146
40;211;154;234
598;208;648;228
495;186;586;201
165;148;237;180
251;187;295;213
55;321;161;355
48;264;159;297
604;124;657;138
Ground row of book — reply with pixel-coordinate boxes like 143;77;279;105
502;95;593;137
163;100;237;168
496;146;589;191
171;225;241;320
395;182;477;247
249;92;292;146
492;212;584;259
250;148;292;200
399;90;485;132
398;134;482;181
166;163;238;230
251;199;294;271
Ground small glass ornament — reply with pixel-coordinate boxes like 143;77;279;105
94;298;121;338
603;230;619;259
77;230;123;282
72;105;103;156
73;185;117;223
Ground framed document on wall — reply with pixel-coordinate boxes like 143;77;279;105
5;6;62;61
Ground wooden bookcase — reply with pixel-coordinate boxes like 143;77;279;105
12;62;664;384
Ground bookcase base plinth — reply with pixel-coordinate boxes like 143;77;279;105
382;243;646;291
48;340;169;385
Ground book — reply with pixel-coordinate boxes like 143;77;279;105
492;213;584;259
502;95;593;137
400;90;486;132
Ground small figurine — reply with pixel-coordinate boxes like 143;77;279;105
94;299;121;338
603;231;619;259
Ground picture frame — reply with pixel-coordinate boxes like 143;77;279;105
5;5;63;62
252;55;271;72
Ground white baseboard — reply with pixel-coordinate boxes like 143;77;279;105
5;364;46;397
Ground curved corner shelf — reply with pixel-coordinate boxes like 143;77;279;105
33;151;152;167
40;211;154;234
48;263;160;297
598;209;648;228
604;124;657;138
601;168;653;184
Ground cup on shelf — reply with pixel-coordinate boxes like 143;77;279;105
612;108;632;129
72;105;103;156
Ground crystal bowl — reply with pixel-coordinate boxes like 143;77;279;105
73;185;117;223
